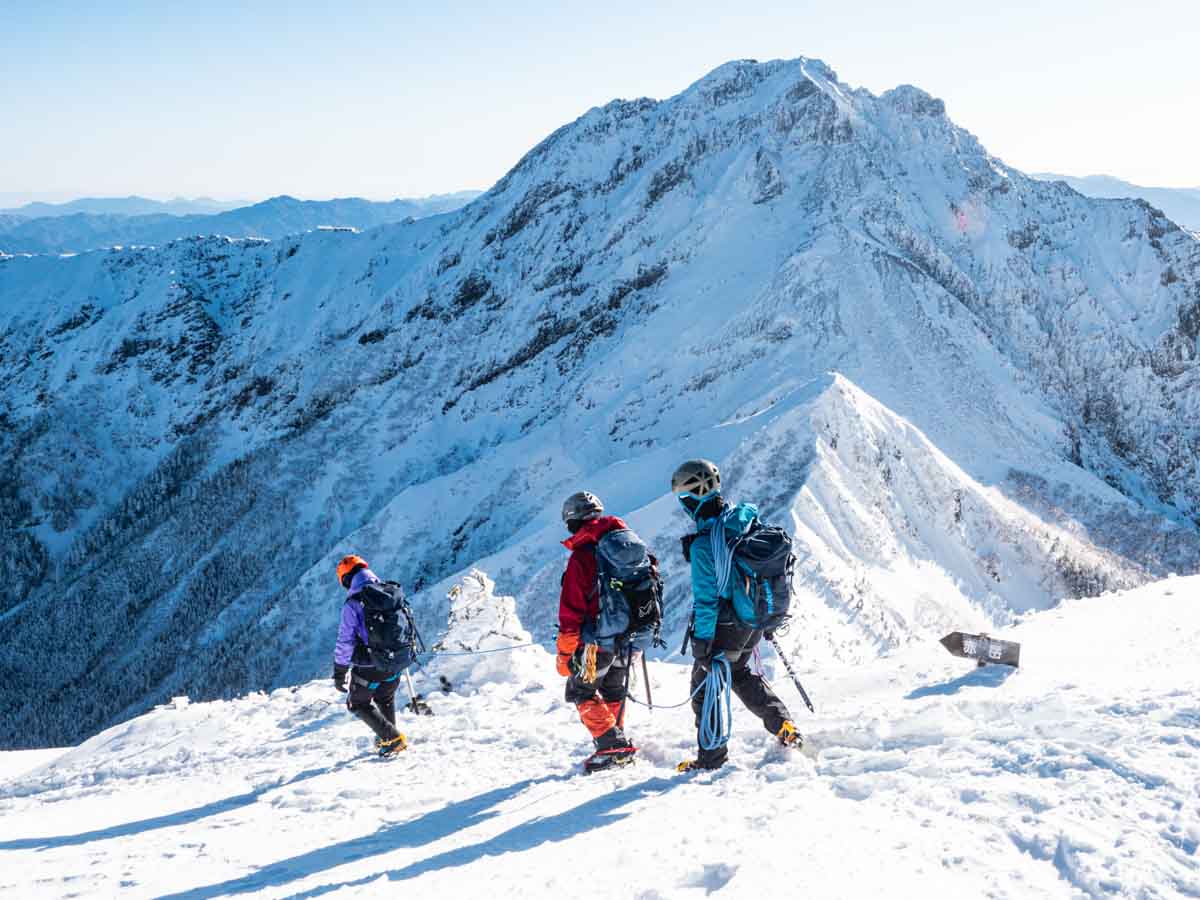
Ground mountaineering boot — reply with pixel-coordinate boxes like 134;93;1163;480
352;703;402;744
675;756;724;773
777;720;803;749
676;744;728;773
376;733;408;757
584;747;637;773
584;725;637;773
594;725;632;752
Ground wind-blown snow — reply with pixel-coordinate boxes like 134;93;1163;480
2;575;1196;898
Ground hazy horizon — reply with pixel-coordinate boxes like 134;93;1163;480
0;188;486;210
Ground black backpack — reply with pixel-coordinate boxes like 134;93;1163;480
593;528;664;646
730;520;795;632
355;581;421;672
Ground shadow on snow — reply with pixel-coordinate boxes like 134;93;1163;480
0;759;360;852
157;774;681;899
904;664;1015;700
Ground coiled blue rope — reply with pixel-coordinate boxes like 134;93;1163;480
711;508;738;597
698;654;733;750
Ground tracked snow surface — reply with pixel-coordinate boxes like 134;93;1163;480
2;572;1197;899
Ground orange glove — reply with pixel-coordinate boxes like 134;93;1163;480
556;632;580;677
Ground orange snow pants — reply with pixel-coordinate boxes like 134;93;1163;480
564;647;630;738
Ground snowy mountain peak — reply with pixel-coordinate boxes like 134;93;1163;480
879;83;946;117
2;55;1200;748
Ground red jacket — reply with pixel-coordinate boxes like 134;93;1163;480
558;515;627;635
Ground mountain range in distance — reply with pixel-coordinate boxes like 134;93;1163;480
0;191;484;255
5;176;1192;255
1033;173;1200;231
0;196;249;218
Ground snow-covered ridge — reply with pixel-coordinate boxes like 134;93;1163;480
2;55;1199;747
0;192;482;255
2;576;1196;898
1033;173;1200;231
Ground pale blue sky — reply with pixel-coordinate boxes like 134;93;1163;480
3;0;1197;204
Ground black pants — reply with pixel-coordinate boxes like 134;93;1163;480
690;622;790;766
347;666;402;742
564;646;630;704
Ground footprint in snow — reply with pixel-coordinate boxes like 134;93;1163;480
683;862;739;895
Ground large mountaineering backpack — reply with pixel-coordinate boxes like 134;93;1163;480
356;581;422;672
729;519;796;633
593;528;664;646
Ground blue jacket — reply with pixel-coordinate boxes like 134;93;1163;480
688;501;759;640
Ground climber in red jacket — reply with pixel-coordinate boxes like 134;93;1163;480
556;491;638;771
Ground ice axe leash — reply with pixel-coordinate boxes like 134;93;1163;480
768;635;815;714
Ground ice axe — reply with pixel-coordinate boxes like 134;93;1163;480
403;670;434;715
767;635;815;714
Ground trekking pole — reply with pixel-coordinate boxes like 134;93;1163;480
641;651;653;711
768;635;815;714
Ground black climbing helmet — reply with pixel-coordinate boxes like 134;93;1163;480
561;491;604;526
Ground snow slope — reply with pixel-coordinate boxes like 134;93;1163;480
3;55;1200;748
2;573;1196;899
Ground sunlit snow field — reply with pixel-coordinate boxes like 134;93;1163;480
2;575;1197;899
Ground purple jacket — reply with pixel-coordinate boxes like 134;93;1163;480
333;568;381;667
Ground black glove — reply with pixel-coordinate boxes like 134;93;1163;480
333;664;349;693
680;533;698;563
763;629;775;642
691;638;713;671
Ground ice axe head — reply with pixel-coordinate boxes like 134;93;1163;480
407;695;434;716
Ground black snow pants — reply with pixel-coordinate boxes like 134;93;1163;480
690;621;790;767
347;666;402;742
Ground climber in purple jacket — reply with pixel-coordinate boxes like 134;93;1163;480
332;554;408;756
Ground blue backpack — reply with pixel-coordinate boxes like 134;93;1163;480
728;520;795;632
592;528;664;648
